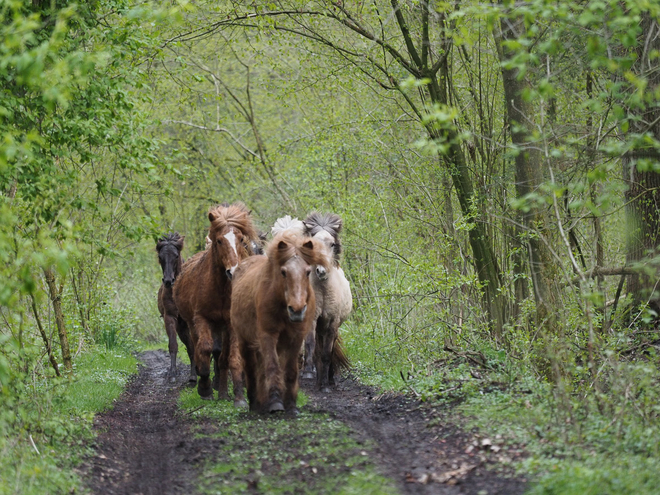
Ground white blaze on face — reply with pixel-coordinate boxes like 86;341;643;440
224;229;239;275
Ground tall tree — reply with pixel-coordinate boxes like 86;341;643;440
623;12;660;315
169;0;508;332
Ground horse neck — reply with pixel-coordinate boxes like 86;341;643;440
174;254;183;278
207;245;231;290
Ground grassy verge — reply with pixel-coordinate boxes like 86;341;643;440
178;387;397;494
345;315;660;494
0;348;138;495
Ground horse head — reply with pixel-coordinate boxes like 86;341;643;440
156;233;185;288
303;212;343;280
208;203;257;281
270;233;330;322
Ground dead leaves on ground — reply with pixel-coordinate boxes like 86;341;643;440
406;462;476;485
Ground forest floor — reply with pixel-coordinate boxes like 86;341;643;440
82;350;528;494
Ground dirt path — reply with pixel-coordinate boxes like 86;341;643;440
84;351;527;494
305;377;528;494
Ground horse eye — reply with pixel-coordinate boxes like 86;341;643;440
306;269;311;277
281;269;286;278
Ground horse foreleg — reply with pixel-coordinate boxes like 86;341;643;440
177;318;197;383
328;320;341;386
212;331;227;397
192;316;214;399
164;315;178;382
283;337;303;414
260;331;284;413
301;322;316;380
228;330;247;408
315;319;334;393
239;341;256;410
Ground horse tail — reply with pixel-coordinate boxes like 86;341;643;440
332;336;350;371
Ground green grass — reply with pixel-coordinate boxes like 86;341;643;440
178;388;398;495
342;315;660;495
0;348;138;495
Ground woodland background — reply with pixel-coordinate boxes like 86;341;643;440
1;0;660;493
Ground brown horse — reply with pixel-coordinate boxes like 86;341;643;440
173;203;257;404
156;233;196;383
301;213;352;392
231;232;329;414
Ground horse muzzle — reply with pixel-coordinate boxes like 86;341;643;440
315;265;328;281
225;264;238;281
287;305;307;322
163;278;174;288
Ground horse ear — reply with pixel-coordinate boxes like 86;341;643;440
302;221;313;234
302;240;314;250
278;240;289;250
208;211;217;222
176;236;185;251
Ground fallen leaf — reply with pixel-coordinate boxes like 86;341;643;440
431;463;476;484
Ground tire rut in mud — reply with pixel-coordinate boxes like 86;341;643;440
303;377;528;495
84;350;214;495
84;351;527;494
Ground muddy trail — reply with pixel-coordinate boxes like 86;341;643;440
83;350;527;494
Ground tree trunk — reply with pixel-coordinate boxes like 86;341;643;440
495;13;558;329
30;294;61;377
624;14;660;316
44;268;72;372
431;46;506;335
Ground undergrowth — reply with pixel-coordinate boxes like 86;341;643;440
0;348;138;495
345;313;660;494
178;388;397;495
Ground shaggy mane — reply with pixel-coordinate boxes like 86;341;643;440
271;215;305;237
303;212;343;261
267;232;330;270
156;232;184;252
208;202;257;241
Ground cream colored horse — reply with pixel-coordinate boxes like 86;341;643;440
301;213;352;391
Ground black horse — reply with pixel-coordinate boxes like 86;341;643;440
157;233;196;383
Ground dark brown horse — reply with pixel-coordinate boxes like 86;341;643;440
173;203;257;404
231;232;329;414
156;233;196;383
301;213;352;392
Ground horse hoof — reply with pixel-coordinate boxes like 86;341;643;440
269;401;285;413
200;393;214;401
286;407;300;417
234;399;248;408
301;372;315;380
188;376;197;383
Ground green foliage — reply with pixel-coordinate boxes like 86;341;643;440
0;347;137;495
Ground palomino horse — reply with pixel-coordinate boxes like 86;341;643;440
231;232;329;414
301;212;352;392
156;233;196;383
173;203;257;404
